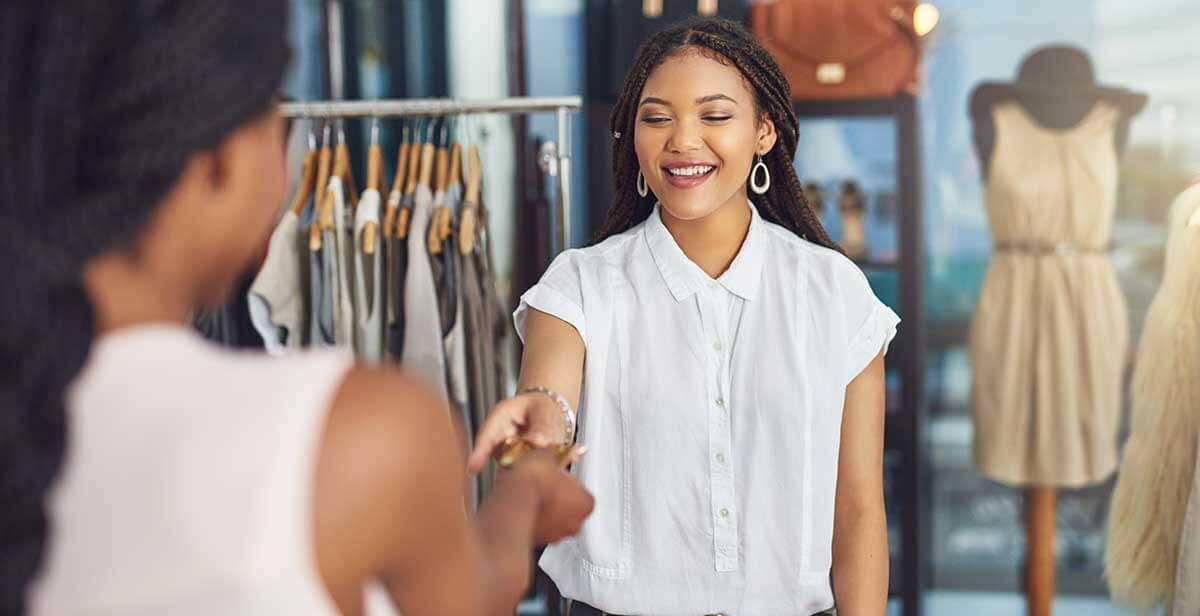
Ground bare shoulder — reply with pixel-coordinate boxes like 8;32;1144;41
312;365;465;610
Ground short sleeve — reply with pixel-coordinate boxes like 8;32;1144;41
839;259;901;383
513;249;587;346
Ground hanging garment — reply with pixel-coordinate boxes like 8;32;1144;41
386;192;409;361
462;197;508;497
312;245;336;347
969;101;1128;488
30;324;357;614
325;176;356;347
354;189;384;362
249;211;306;353
1106;185;1200;611
441;183;470;416
1175;443;1200;616
441;181;474;509
401;182;448;398
306;195;335;347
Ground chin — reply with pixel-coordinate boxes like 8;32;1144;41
658;192;733;222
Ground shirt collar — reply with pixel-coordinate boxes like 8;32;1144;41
643;200;766;302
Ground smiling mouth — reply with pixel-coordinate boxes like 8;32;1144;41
662;164;717;189
665;164;716;178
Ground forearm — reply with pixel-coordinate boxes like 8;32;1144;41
472;468;540;615
831;503;889;616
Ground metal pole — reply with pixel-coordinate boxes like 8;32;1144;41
556;105;573;250
279;96;583;119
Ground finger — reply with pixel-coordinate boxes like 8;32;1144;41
559;444;588;468
467;411;520;474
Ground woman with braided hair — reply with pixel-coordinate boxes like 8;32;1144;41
470;17;896;616
0;2;592;615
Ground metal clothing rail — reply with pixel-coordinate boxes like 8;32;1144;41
280;96;582;252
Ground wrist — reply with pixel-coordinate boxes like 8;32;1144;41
518;386;576;443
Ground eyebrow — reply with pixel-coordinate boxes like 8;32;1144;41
638;94;738;107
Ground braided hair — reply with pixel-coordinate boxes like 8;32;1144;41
595;17;839;251
0;1;288;611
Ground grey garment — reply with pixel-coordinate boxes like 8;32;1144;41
461;199;508;498
248;211;306;353
384;192;406;362
441;186;470;410
353;189;384;363
401;183;447;398
314;236;337;347
1175;445;1200;616
327;176;355;347
386;230;408;361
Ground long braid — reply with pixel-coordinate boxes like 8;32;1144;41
594;18;840;253
0;2;289;611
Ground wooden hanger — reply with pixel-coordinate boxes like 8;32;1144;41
397;121;428;240
335;119;359;208
459;144;483;255
428;124;450;255
443;141;462;244
362;119;383;256
319;121;351;234
384;123;410;240
310;121;333;251
289;143;317;216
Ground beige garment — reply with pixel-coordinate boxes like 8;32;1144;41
401;183;448;398
1174;443;1200;616
1106;185;1200;611
969;101;1128;487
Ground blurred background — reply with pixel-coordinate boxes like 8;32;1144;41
279;1;1200;614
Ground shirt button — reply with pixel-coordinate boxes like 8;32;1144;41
716;397;725;409
719;508;730;518
712;340;722;351
716;453;726;464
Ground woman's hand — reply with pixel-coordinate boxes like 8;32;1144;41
505;448;594;545
467;392;566;475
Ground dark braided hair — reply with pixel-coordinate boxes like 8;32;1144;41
0;1;288;611
595;17;839;252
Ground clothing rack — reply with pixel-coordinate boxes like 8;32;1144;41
280;96;582;253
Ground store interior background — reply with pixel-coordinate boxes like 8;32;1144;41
282;1;1199;614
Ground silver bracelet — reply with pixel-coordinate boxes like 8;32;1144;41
519;386;577;444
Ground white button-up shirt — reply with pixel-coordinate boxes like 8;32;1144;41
515;202;899;615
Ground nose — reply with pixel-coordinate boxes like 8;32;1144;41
666;116;703;154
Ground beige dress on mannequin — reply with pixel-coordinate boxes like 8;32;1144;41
1106;185;1200;613
969;101;1128;487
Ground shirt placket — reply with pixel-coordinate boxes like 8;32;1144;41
700;281;738;572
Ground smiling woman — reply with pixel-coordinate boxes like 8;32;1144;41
470;17;898;616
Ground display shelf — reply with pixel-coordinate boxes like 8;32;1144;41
794;94;926;616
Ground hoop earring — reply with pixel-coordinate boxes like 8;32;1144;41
750;155;771;195
637;170;649;197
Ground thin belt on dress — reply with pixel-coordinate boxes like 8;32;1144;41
993;241;1106;256
564;600;831;616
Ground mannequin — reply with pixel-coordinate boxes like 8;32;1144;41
967;45;1147;616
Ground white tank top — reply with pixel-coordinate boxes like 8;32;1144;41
29;324;355;615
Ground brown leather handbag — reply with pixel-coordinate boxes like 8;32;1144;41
750;0;921;100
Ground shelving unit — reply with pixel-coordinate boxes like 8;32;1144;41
793;94;927;616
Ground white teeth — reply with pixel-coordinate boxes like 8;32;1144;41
667;165;714;177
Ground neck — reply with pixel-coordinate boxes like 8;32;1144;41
660;190;752;279
83;252;194;335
